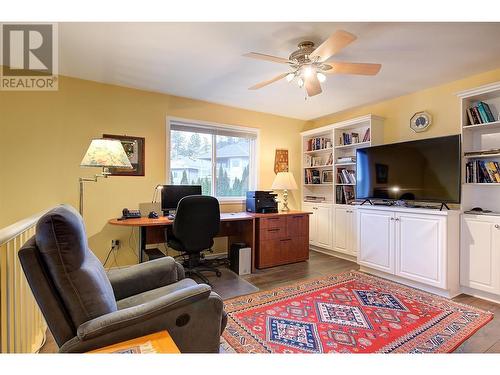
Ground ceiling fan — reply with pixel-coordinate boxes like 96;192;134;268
243;30;381;97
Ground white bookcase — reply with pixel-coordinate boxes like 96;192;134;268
300;115;384;256
458;81;500;213
458;81;500;303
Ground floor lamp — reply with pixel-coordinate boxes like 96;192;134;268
271;171;298;212
79;138;132;216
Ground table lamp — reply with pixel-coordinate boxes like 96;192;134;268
271;171;298;212
79;138;132;215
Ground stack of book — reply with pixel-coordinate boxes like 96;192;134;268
465;160;500;183
304;195;326;203
337;156;356;164
466;102;496;125
337;168;356;184
339;129;370;145
308;137;332;151
336;185;355;204
340;132;359;145
305;169;321;184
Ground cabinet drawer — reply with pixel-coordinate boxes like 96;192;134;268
261;226;286;240
259;216;286;229
257;238;280;268
286;214;309;237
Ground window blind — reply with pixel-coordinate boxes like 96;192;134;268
170;120;258;139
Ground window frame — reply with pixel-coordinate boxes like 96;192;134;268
166;117;259;203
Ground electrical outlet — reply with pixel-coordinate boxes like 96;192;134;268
111;239;120;250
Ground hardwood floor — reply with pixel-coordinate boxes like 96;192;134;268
39;250;499;353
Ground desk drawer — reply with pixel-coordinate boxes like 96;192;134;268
259;216;286;229
260;226;286;240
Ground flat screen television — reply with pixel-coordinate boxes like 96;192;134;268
356;135;461;203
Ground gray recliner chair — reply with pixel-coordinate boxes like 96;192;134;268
18;205;227;353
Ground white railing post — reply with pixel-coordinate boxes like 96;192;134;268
0;208;51;353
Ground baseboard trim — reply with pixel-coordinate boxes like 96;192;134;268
459;286;500;305
310;246;357;263
359;266;460;299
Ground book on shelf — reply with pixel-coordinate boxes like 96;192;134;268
465;160;500;183
337;168;356;184
465;102;497;125
337;156;356;164
305;169;322;184
305;154;313;167
336;185;355;204
307;137;332;151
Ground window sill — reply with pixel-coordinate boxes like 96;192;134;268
218;198;245;205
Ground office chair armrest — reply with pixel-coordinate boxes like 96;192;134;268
107;257;185;300
76;283;212;341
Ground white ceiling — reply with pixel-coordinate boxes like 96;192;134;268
59;22;500;120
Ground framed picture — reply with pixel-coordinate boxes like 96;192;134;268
103;134;145;176
322;170;334;183
274;149;289;173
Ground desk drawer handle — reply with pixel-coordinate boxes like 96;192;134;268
280;238;292;242
268;228;280;232
267;217;279;221
292;215;303;219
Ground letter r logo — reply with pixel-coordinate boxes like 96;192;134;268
2;24;53;76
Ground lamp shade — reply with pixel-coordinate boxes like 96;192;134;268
271;172;298;190
80;139;133;168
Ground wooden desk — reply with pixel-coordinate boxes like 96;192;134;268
88;331;179;353
109;211;310;272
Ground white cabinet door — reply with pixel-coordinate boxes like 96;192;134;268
302;203;317;245
395;213;446;288
316;205;333;248
334;207;349;253
357;209;395;273
461;216;500;295
348;209;358;256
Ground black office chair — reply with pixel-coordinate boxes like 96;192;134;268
167;195;222;285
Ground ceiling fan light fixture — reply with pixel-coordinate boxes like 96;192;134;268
286;73;295;82
317;72;326;83
303;66;314;78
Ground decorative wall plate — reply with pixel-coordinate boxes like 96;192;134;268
410;111;432;133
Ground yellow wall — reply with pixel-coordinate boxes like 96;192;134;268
305;67;500;143
0;75;306;265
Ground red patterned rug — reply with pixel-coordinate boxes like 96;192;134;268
222;271;493;353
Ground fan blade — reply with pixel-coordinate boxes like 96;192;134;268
243;52;291;64
305;75;322;97
324;62;381;75
249;73;289;90
309;30;357;62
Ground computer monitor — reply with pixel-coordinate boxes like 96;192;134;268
161;185;202;213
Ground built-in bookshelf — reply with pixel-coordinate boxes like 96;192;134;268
300;115;384;205
458;82;500;213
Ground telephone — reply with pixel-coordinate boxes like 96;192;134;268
120;208;141;220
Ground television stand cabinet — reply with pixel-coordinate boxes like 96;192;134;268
357;205;460;298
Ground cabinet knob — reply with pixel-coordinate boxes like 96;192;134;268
495;224;500;229
390;217;394;221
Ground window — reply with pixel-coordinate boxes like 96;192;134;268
169;119;257;200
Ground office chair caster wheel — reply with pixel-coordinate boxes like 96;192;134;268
216;270;222;277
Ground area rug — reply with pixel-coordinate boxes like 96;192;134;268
222;271;493;353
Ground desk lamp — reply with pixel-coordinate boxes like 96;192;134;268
79;138;132;215
271;172;298;212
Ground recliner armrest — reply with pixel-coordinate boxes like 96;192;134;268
107;257;185;300
76;283;211;341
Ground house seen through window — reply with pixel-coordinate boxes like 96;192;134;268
169;120;257;199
